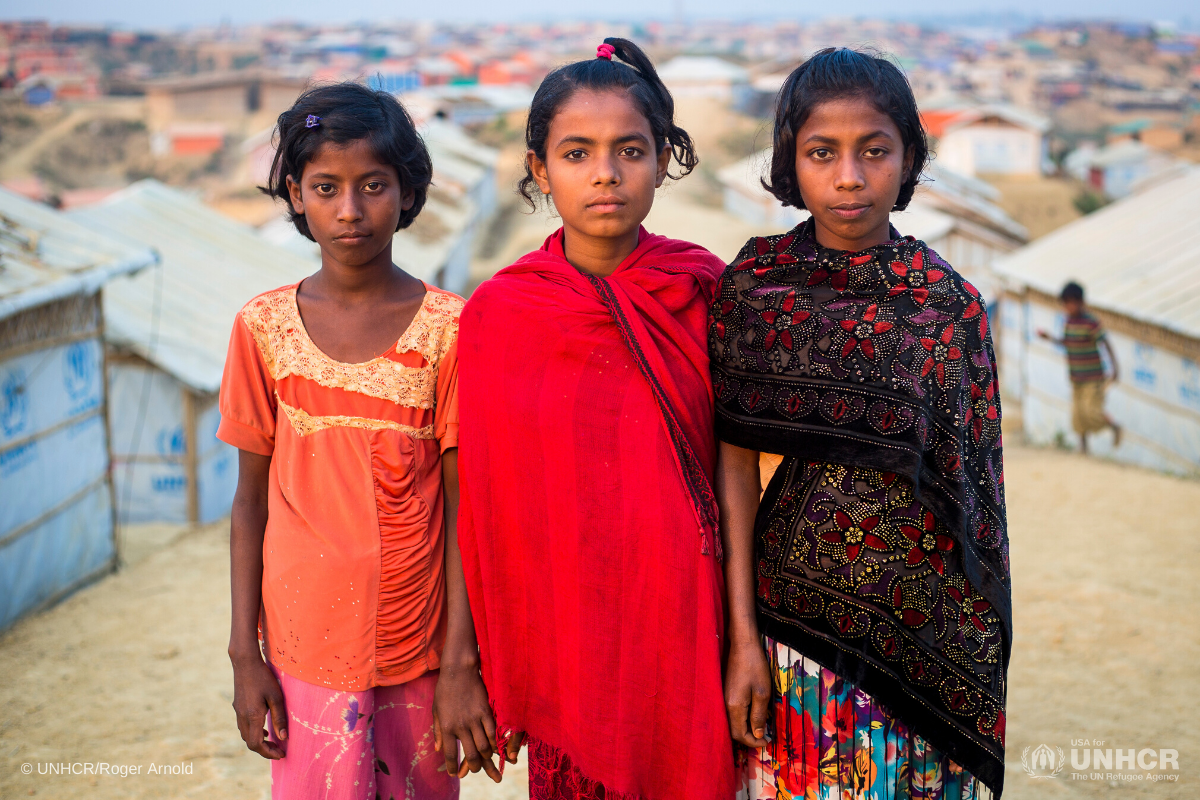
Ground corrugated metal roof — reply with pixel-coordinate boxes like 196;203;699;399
0;187;158;322
68;180;320;394
993;166;1200;339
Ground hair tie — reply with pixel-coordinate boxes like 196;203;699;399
596;43;615;61
305;114;321;128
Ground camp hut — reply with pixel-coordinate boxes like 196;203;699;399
68;180;319;525
993;167;1200;475
658;56;750;101
0;188;157;630
924;104;1051;178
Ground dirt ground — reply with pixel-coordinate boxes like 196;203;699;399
982;174;1084;241
0;443;1195;799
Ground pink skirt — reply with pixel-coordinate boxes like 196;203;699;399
268;666;458;799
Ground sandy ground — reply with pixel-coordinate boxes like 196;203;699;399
1;443;1196;799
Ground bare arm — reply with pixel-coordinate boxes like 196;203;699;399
1036;329;1063;346
433;450;505;782
228;449;287;759
717;441;772;748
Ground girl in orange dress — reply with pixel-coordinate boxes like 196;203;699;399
219;82;479;799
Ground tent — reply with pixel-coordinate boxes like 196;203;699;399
0;187;157;630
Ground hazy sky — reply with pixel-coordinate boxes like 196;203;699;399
6;0;1197;29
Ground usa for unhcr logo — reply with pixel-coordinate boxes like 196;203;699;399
1021;740;1180;784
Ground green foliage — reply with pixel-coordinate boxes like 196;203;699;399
1072;189;1109;215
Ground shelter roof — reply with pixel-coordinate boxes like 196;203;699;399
658;56;749;82
68;180;318;393
0;187;157;323
993;167;1200;340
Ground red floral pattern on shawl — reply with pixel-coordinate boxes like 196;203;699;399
456;228;734;800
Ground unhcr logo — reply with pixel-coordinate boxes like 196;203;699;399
1021;744;1066;778
1021;740;1182;784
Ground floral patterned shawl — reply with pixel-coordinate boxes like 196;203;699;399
709;219;1010;794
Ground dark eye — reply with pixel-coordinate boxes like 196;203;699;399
313;183;335;195
812;148;833;161
364;181;384;192
865;147;888;158
619;147;642;157
564;149;586;160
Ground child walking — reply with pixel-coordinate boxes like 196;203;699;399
438;38;736;799
711;49;1009;799
1038;281;1121;453
219;83;463;799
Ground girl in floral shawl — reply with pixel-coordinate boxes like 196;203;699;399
712;48;1009;799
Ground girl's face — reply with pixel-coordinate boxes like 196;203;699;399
286;139;413;267
528;89;671;247
793;97;911;252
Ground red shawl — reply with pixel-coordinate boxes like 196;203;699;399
457;228;734;799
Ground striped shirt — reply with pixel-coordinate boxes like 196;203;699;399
1063;312;1106;383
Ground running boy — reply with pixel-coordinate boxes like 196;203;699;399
1038;281;1121;453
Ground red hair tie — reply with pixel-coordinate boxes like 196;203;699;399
596;43;615;61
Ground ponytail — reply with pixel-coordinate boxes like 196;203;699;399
518;37;698;208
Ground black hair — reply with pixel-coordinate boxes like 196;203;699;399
764;47;929;212
1061;281;1085;302
517;37;697;207
262;82;432;241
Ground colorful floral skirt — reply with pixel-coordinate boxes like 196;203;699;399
267;666;457;800
738;638;992;800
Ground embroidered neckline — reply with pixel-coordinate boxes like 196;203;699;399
289;281;435;367
239;283;462;410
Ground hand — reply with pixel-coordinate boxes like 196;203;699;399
231;655;287;759
433;664;501;782
503;730;526;764
725;640;772;749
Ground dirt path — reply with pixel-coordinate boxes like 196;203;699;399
0;444;1196;798
0;99;145;182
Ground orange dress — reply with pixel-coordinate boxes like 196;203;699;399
217;282;462;690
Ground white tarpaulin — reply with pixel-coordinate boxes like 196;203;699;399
0;338;114;629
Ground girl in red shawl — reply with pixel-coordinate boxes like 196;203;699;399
434;38;736;800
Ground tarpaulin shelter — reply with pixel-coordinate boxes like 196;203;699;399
0;187;157;630
69;180;318;524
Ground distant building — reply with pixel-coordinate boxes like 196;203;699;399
150;123;227;157
10;43;99;101
367;67;422;95
923;104;1051;177
0;188;158;631
67;181;319;525
657;56;749;101
478;54;538;86
733;71;787;118
994;167;1200;475
406;84;534;126
1065;140;1184;200
144;70;308;131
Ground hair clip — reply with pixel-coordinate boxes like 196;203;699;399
305;114;321;128
596;43;615;61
